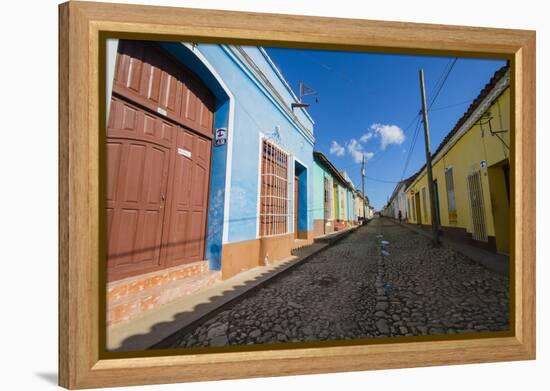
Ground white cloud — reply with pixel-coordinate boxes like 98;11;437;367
346;139;374;164
329;141;345;156
370;123;405;149
360;132;373;143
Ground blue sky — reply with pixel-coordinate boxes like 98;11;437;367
264;47;506;210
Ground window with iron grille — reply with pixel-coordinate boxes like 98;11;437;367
259;139;289;237
467;170;488;242
445;167;458;223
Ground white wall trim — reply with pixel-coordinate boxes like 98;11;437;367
293;156;309;232
255;133;265;239
183;43;236;244
258;136;293;237
221;45;315;146
105;39;119;125
258;46;316;126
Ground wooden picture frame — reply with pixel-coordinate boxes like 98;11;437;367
59;1;536;388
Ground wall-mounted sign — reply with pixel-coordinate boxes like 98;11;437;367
215;127;227;146
177;148;192;158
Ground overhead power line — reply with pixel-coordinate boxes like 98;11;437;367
400;114;422;181
363;111;421;168
364;175;404;184
398;58;458;181
428;58;458;109
299;52;355;84
429;98;472;112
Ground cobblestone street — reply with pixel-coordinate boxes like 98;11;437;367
169;217;509;348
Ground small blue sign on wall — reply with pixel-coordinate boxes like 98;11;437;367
215;128;227;146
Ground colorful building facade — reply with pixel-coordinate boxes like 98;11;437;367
405;65;510;254
105;40;315;325
313;152;362;236
386;175;415;221
354;190;369;222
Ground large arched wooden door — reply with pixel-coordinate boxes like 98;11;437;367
106;40;215;282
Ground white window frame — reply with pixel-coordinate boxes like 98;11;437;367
257;136;291;238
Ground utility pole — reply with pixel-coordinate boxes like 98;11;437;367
419;68;440;245
361;154;367;223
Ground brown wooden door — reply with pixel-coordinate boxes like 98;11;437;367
163;129;212;266
113;40;215;139
107;40;215;281
106;138;170;277
106;98;174;280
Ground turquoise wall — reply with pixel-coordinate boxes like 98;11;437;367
313;160;334;220
313;157;358;223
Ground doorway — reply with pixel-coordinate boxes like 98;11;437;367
106;40;215;281
414;192;422;225
433;179;441;226
294;160;308;239
323;176;331;233
488;161;510;253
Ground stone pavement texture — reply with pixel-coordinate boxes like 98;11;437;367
167;217;509;348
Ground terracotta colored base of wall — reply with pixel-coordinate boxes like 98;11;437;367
313;220;324;237
313;219;335;237
293;230;315;245
220;238;261;280
221;231;315;279
107;261;221;326
408;222;498;253
334;220;345;231
297;230;309;239
334;219;355;231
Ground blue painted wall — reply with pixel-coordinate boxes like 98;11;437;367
163;44;315;271
160;42;232;271
194;44;315;245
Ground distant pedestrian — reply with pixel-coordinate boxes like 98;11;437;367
398;210;402;223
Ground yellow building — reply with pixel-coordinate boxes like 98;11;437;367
405;65;510;254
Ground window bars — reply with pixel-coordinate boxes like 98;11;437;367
260;139;289;237
467;170;488;242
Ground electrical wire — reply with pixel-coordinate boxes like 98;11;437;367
428;58;458;110
398;58;458;181
363;175;404;184
429;98;473;112
318;58;460;191
299;51;355;84
365;111;421;168
399;115;422;181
